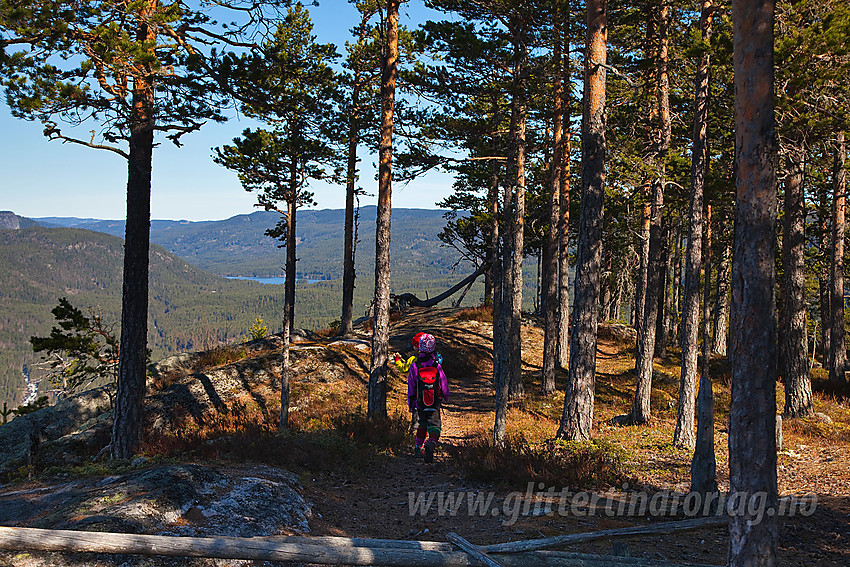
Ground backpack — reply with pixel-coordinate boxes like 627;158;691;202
416;362;441;411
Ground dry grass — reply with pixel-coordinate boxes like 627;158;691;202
144;307;850;499
454;304;493;323
448;430;635;489
194;344;248;368
141;372;410;473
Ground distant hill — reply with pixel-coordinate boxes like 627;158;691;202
0;223;492;410
35;207;472;280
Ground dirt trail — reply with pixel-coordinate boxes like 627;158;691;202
305;310;848;566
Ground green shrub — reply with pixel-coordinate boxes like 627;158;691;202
247;317;268;341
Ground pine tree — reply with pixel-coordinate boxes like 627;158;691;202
728;0;779;562
368;0;402;420
557;0;607;442
214;5;341;428
1;0;289;459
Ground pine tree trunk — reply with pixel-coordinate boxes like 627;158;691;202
634;201;651;344
368;0;400;420
112;112;154;460
507;45;527;402
818;184;832;364
556;0;606;442
782;145;813;416
341;130;358;337
655;221;671;357
691;203;717;495
558;29;572;370
728;0;779;562
671;219;683;345
711;241;731;355
492;172;508;443
280;196;297;429
493;116;513;445
829;132;847;382
601;252;612;321
493;180;511;444
340;26;367;337
487;159;500;307
674;0;712;449
632;180;664;424
653;0;671;360
542;22;564;396
112;12;156;460
632;0;671;426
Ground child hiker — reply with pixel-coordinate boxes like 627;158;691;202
394;332;443;374
408;333;449;463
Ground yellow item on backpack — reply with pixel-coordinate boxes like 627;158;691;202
394;354;417;374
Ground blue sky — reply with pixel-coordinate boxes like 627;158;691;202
0;2;456;221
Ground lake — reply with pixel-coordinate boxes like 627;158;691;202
226;276;323;285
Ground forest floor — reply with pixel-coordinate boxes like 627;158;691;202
1;306;848;566
300;307;850;567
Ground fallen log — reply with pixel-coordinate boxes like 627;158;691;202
394;262;490;309
446;532;505;567
490;550;721;567
263;534;453;552
480;516;729;554
0;525;725;567
0;526;468;567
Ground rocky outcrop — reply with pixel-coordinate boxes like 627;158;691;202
0;463;312;566
0;386;113;473
0;211;40;229
0;211;22;230
0;335;363;474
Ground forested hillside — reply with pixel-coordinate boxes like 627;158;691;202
0;223;497;410
36;207;468;280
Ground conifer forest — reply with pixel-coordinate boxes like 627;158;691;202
1;1;849;565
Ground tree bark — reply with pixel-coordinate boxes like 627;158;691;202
782;145;813;416
711;241;730;355
556;0;606;442
653;0;672;360
494;113;513;443
728;0;779;563
674;0;712;449
485;160;500;307
632;180;664;424
340;14;370;338
368;0;400;420
655;220;671;357
670;218;683;345
542;18;564;396
492;189;508;443
829;131;847;383
632;0;671;425
111;7;156;460
818;184;832;365
279;196;296;429
634;201;651;345
506;42;528;402
558;29;572;370
691;203;717;494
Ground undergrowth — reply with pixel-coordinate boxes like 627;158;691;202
454;305;493;323
448;430;636;490
195;345;248;368
140;403;409;473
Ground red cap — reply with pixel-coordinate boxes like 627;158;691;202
413;332;426;349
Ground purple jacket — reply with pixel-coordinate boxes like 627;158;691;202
408;354;450;411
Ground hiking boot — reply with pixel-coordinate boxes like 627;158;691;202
424;440;436;463
414;446;422;458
